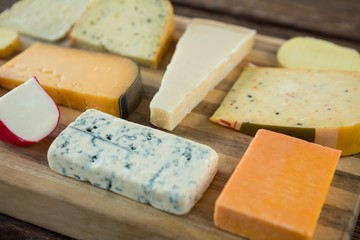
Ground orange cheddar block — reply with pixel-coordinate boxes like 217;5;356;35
0;43;142;118
214;129;341;240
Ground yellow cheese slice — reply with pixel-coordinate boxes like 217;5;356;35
211;67;360;156
0;27;19;58
277;37;360;71
214;129;341;240
0;43;142;118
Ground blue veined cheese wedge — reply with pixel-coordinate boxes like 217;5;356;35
48;109;218;215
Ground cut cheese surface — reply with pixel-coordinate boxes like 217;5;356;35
0;43;142;118
70;0;174;68
150;18;256;131
214;129;341;240
0;0;89;41
211;67;360;155
48;109;218;215
0;77;59;145
0;27;19;58
277;37;360;71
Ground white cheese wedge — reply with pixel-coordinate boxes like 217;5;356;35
150;18;256;131
0;0;89;41
0;77;59;146
48;109;218;215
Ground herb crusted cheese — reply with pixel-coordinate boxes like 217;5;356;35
48;109;218;215
70;0;174;68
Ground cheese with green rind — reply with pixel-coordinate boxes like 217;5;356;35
0;0;89;41
211;67;360;156
70;0;174;68
239;123;315;142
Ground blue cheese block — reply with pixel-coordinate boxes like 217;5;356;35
47;109;218;215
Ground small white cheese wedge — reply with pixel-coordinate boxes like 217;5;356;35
150;18;256;131
0;77;60;146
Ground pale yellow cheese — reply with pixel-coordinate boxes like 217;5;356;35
0;27;19;58
277;37;360;71
0;0;89;41
0;43;142;118
70;0;174;68
211;67;360;155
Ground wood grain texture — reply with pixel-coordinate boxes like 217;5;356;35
172;0;360;51
0;214;72;240
1;16;360;240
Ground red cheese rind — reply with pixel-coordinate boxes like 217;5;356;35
0;120;36;146
214;129;341;240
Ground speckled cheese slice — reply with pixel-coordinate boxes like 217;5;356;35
70;0;174;68
0;43;142;118
210;67;360;156
150;18;256;131
0;0;89;41
48;109;218;215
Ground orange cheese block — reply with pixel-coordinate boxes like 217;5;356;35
214;129;341;240
0;43;142;118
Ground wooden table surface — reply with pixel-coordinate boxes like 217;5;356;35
0;0;359;239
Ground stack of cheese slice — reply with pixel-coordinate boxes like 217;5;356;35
0;43;142;118
150;18;256;131
70;0;174;68
48;109;218;215
211;67;360;156
0;0;89;41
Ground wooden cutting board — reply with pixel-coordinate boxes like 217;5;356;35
1;16;360;240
